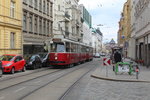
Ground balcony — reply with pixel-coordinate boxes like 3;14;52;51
64;12;70;22
76;20;80;28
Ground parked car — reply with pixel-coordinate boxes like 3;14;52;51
0;54;26;74
25;55;42;69
39;53;49;67
101;53;106;57
94;53;101;58
0;61;3;77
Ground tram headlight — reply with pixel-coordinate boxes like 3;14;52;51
55;57;58;60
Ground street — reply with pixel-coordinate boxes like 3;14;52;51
0;58;150;100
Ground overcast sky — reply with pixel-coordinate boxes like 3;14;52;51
79;0;127;43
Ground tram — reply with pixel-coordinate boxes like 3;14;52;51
48;39;93;67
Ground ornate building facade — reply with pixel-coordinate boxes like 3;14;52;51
0;0;22;55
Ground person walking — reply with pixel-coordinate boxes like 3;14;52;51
114;51;122;63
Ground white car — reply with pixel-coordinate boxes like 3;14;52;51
94;53;100;58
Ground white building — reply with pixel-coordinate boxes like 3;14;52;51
130;0;150;66
91;28;103;54
53;0;81;42
79;4;92;46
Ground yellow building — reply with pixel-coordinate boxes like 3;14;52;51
118;0;131;57
0;0;22;55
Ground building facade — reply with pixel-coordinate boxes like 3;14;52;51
53;0;81;43
79;4;92;46
22;0;53;55
118;0;131;57
91;28;103;54
133;0;150;66
0;0;22;55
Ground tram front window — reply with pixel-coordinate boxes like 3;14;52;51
51;43;65;52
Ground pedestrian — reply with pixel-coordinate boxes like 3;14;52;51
114;50;122;64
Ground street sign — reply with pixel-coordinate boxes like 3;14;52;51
103;58;111;66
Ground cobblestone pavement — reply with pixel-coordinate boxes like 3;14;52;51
78;78;150;100
64;58;150;100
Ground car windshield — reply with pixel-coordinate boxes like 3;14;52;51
30;56;36;61
0;55;14;61
39;54;47;59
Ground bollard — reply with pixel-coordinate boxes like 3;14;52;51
135;66;139;79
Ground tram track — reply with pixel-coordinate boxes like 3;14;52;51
21;61;97;100
0;61;96;100
20;63;90;100
58;66;96;100
0;67;50;82
0;69;63;91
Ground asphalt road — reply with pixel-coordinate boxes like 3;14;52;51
1;58;150;100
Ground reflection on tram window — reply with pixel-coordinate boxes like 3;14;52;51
57;44;65;52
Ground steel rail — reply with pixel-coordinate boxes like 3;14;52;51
0;69;63;91
58;66;97;100
20;62;92;100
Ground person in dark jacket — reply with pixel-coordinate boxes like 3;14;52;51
114;51;122;63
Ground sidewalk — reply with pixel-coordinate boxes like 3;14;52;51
91;58;150;83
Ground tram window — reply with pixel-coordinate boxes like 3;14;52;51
56;44;65;52
87;48;89;52
66;42;70;52
50;44;56;52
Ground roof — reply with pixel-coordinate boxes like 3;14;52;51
110;39;116;44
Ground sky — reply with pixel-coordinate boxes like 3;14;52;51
79;0;127;43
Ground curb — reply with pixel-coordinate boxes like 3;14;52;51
91;74;150;83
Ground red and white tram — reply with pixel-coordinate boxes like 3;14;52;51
48;39;93;67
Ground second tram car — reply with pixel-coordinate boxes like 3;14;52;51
48;39;93;67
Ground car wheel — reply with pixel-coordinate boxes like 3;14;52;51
0;69;2;77
11;67;15;74
22;66;26;72
33;64;36;70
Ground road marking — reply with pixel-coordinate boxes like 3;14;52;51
14;87;26;93
0;96;5;100
33;80;41;84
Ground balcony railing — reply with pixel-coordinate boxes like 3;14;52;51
65;12;70;21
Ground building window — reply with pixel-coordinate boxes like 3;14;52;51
58;5;60;11
50;3;53;17
39;18;42;34
23;12;27;30
47;3;49;15
34;16;38;33
10;1;15;18
39;0;42;11
23;0;27;3
34;0;38;9
43;20;46;34
29;0;33;6
10;32;15;48
50;22;52;35
29;14;33;32
43;1;46;13
47;21;49;34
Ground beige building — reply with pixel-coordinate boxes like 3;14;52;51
22;0;53;55
0;0;22;55
118;0;131;57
